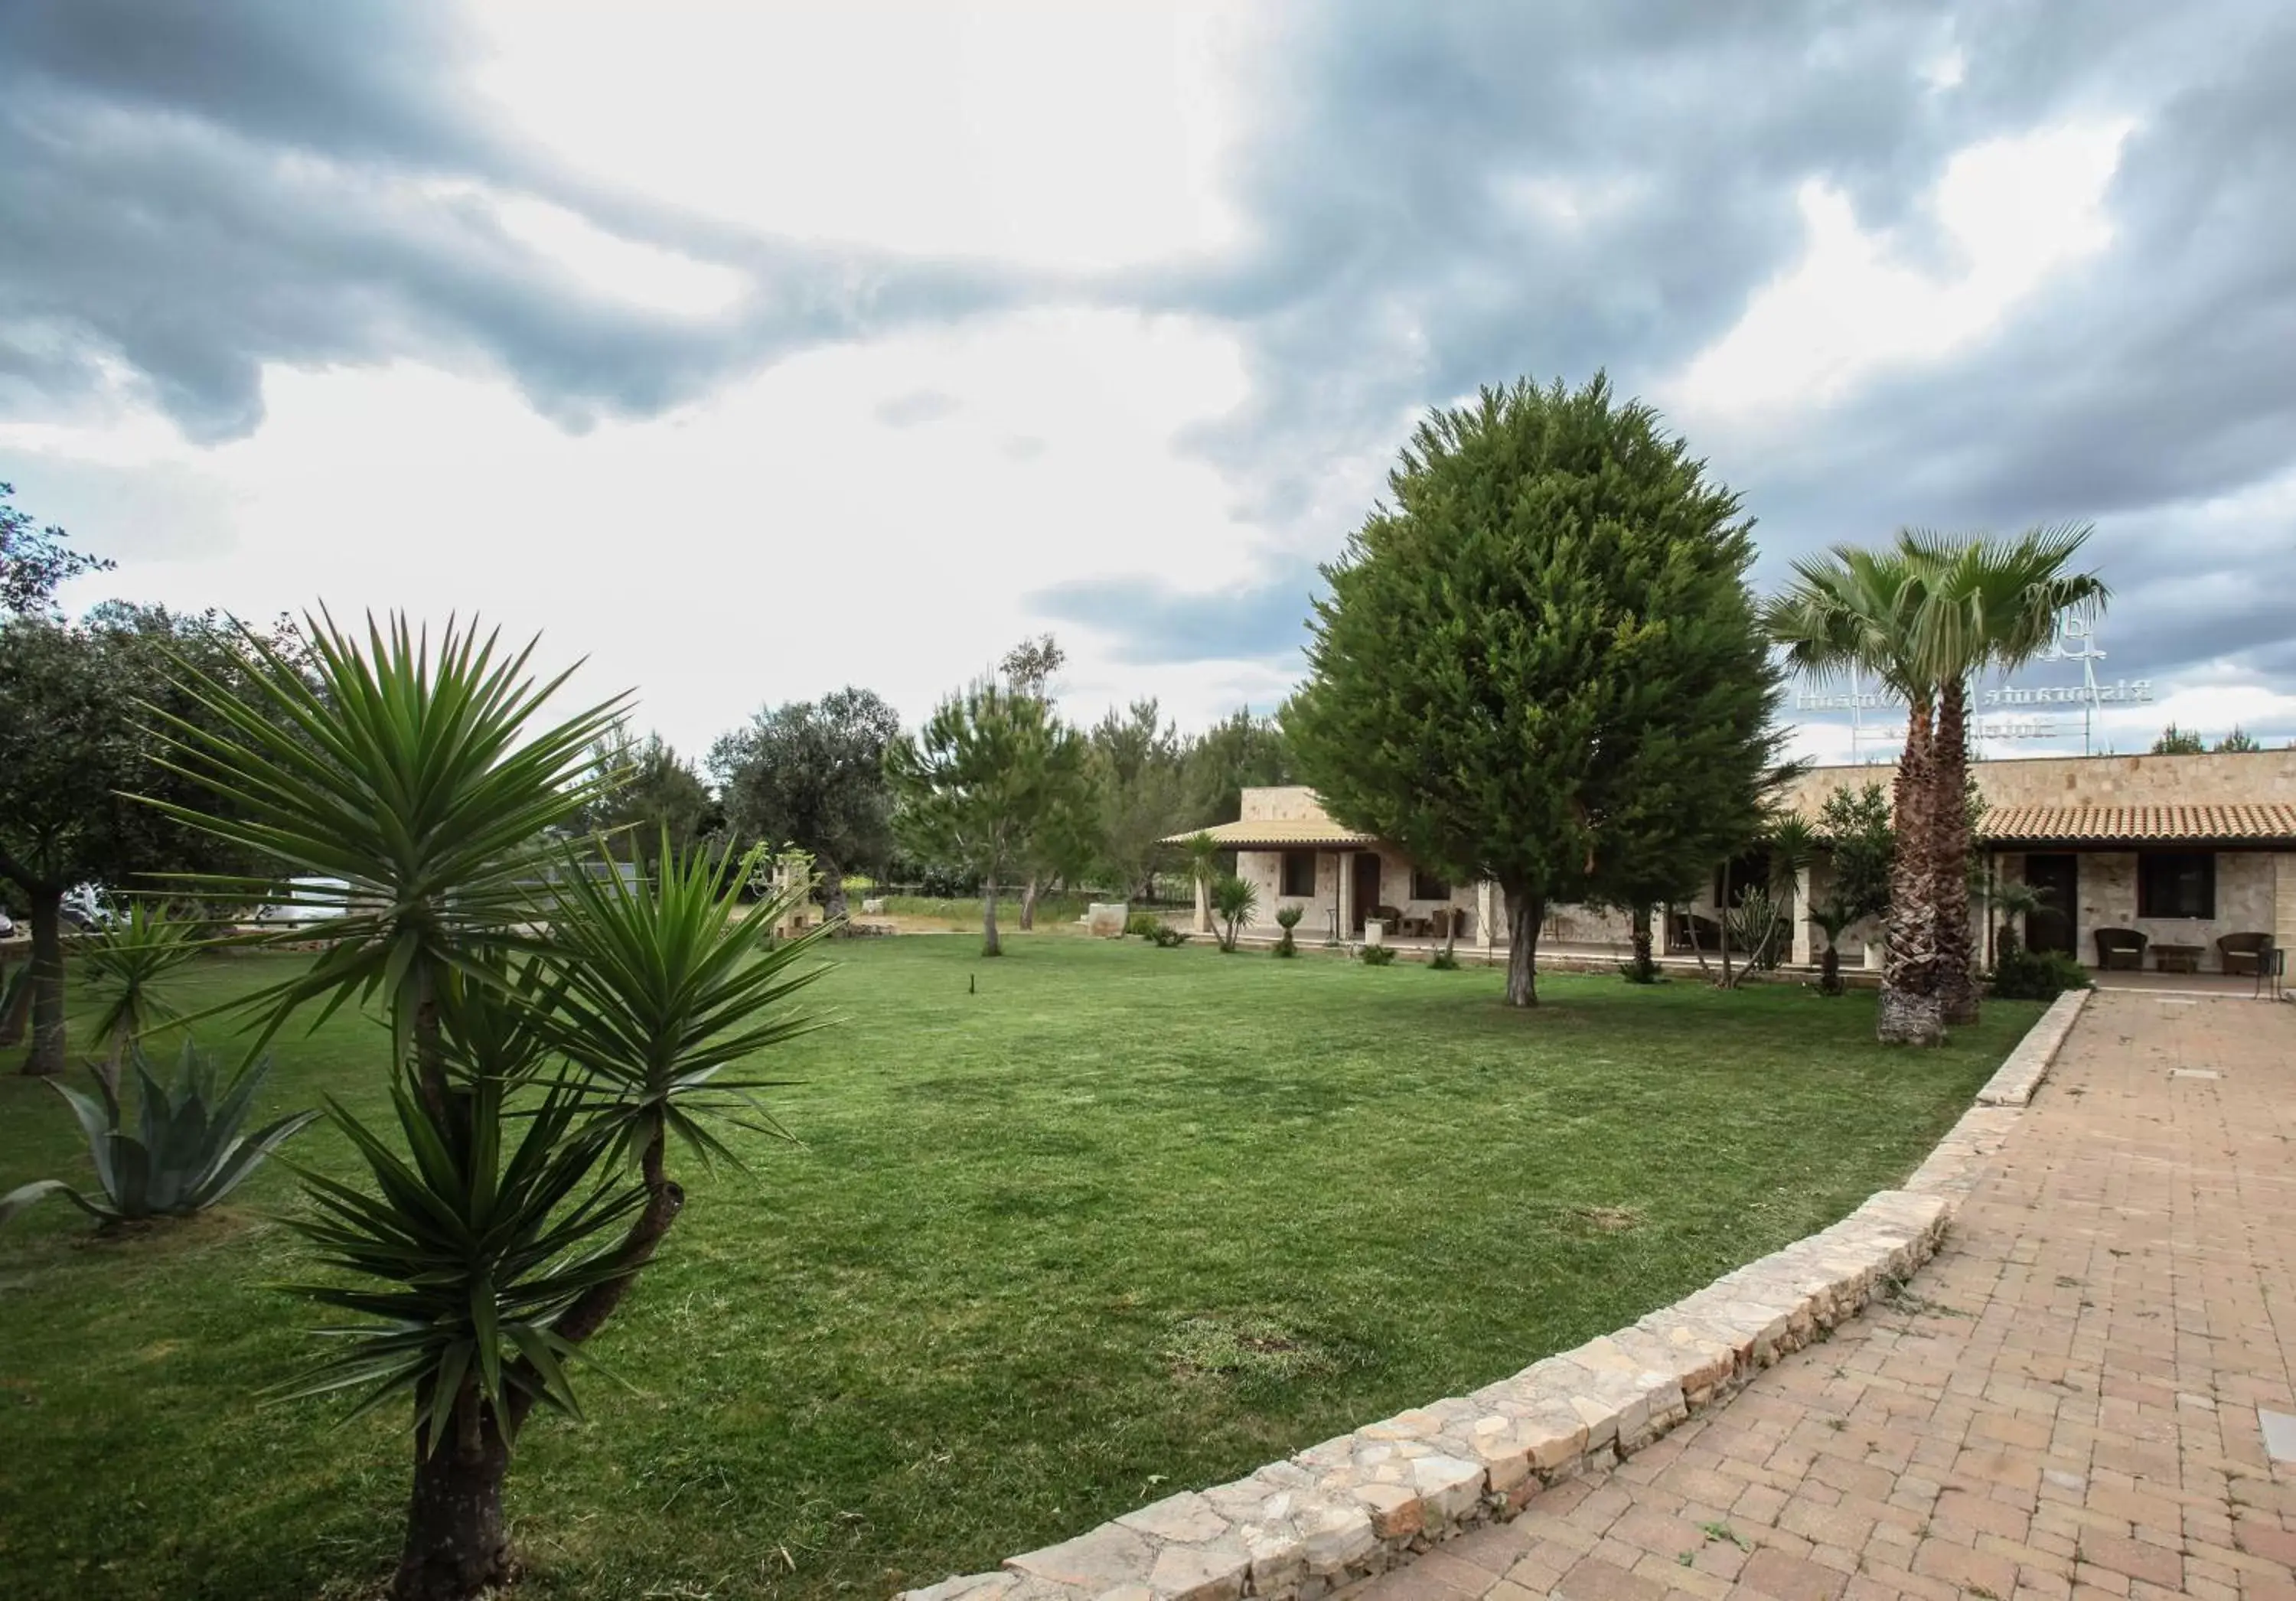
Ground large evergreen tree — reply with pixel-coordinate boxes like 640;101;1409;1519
1287;373;1780;1006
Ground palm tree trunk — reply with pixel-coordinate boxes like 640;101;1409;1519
1879;699;1945;1045
1503;885;1542;1006
1932;683;1981;1025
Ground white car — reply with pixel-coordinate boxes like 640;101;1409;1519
60;883;115;931
253;877;353;928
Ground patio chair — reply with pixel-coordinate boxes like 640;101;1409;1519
2216;931;2274;977
2092;927;2147;971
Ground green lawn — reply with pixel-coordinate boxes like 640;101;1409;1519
0;937;2037;1601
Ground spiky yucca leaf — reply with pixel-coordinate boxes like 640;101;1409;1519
276;1064;643;1451
80;903;200;1064
138;610;628;1055
539;836;832;1171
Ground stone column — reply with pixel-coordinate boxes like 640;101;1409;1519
1476;880;1496;950
1192;873;1212;934
2275;854;2296;957
1337;851;1356;939
1789;866;1814;967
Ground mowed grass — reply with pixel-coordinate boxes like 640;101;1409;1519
0;937;2039;1601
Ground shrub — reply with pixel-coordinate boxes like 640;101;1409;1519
1430;947;1460;970
1;1041;318;1228
1990;944;2092;1001
1359;944;1396;967
1148;924;1190;948
1273;905;1303;957
1125;910;1166;940
1212;873;1257;952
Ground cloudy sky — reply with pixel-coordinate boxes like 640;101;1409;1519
5;0;2294;765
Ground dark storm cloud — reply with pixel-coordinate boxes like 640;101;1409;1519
0;0;1020;444
1036;0;2296;699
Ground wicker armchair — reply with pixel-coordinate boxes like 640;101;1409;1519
2092;927;2147;970
2217;932;2275;977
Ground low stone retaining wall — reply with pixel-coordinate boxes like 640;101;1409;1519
900;997;2082;1601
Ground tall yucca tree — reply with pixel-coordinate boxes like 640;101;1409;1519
1900;526;2105;1023
144;615;833;1601
1763;546;1948;1044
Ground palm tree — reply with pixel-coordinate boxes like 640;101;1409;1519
1900;526;2107;1023
1763;547;1945;1044
145;615;831;1601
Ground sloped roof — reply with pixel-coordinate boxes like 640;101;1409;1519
1158;817;1378;849
1981;804;2296;845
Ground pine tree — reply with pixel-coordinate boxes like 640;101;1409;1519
1286;373;1781;1006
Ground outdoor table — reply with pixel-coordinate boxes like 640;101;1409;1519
2153;944;2203;974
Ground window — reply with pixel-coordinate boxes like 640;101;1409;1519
1280;850;1317;898
2137;852;2215;919
1411;867;1450;902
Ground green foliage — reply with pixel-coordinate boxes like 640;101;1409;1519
1124;909;1168;939
1285;373;1781;1005
1181;707;1295;827
79;902;201;1068
2216;726;2261;753
2150;723;2204;754
0;480;113;617
145;611;830;1593
1273;903;1303;957
571;726;713;872
145;611;627;1054
885;679;1092;957
709;687;901;891
1;1041;318;1227
1358;943;1397;967
1085;700;1189;898
1212;872;1257;952
1817;783;1893;923
1721;885;1789;971
1990;944;2091;1001
1147;923;1191;948
1428;947;1460;970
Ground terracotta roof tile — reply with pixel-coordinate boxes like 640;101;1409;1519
1158;818;1378;849
1981;804;2296;844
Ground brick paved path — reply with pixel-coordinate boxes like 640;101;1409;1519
1351;991;2296;1601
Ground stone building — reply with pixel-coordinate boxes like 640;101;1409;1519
1166;749;2296;975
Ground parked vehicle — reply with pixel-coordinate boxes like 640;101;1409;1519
60;884;116;931
0;908;15;940
252;877;352;928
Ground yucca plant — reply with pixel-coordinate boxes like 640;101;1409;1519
1273;904;1303;957
1806;899;1857;997
79;902;200;1088
141;613;833;1601
0;1039;318;1227
1212;872;1257;952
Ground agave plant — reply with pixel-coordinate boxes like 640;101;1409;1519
0;1040;318;1227
79;903;201;1087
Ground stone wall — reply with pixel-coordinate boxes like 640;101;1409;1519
1789;747;2296;819
1995;849;2281;972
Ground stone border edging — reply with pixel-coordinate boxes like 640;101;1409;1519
898;996;2089;1601
1974;987;2090;1107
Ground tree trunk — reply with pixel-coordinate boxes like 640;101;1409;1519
1932;683;1980;1025
1018;875;1039;931
1504;887;1542;1007
1717;862;1736;990
0;945;29;1047
819;858;849;926
20;892;65;1076
1626;905;1656;983
393;1400;514;1601
980;882;1003;957
1819;941;1841;997
1879;699;1945;1045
